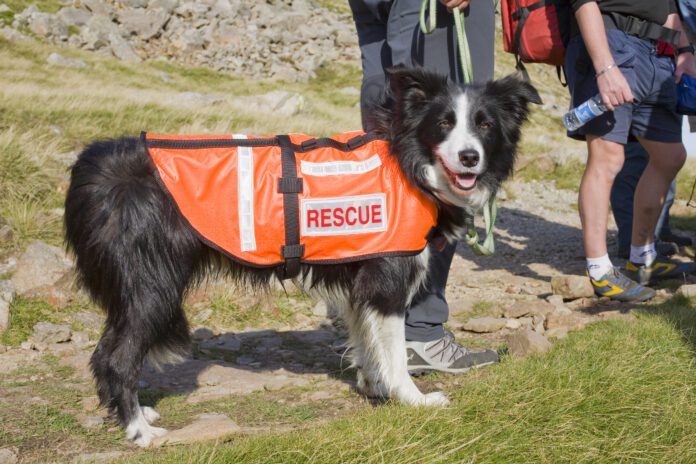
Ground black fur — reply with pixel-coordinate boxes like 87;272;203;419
64;68;539;439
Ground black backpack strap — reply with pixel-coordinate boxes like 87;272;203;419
604;12;680;45
276;135;304;279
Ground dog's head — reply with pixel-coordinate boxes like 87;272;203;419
374;67;541;215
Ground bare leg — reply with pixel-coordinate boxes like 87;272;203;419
579;135;626;258
632;138;686;247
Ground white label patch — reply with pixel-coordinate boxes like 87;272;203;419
301;194;387;237
300;155;382;176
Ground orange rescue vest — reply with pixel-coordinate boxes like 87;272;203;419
144;131;438;277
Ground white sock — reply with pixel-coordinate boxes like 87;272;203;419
630;243;657;265
586;254;613;280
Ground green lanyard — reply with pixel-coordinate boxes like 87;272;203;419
419;0;497;256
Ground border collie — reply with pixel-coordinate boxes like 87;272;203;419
64;68;540;447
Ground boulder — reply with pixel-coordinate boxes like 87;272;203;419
27;12;67;38
31;322;72;344
551;275;595;300
11;241;73;295
506;329;552;356
80;15;119;50
57;7;91;27
117;8;169;39
109;33;141;62
152;413;240;446
463;317;507;333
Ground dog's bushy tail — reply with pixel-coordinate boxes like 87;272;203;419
65;137;199;417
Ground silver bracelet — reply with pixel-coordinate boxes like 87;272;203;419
596;63;617;78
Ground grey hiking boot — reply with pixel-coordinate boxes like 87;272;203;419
406;330;499;375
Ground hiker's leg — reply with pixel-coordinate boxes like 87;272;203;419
349;0;391;131
632;139;686;247
580;135;626;259
610;141;648;257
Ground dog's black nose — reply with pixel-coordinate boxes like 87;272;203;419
458;149;480;168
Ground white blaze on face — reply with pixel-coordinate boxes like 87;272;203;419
435;92;486;177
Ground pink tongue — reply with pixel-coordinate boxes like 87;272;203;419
456;174;477;189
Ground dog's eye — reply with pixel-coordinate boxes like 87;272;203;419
438;120;453;129
478;121;492;130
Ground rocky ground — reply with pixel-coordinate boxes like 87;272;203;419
1;176;695;463
2;0;358;82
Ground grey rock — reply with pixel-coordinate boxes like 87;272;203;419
11;241;73;295
0;448;18;464
57;7;91;27
0;281;14;306
165;91;223;107
171;28;206;51
80;15;119;50
198;333;241;353
71;451;125;464
152;413;240;447
0;26;25;41
0;298;9;334
148;0;179;14
506;329;552;356
0;4;10;13
82;0;115;17
117;8;169;39
505;318;521;330
463;317;508;333
120;0;149;8
503;300;554;319
174;2;209;18
109;33;141;62
72;311;104;331
551;275;595;300
47;52;88;68
32;322;72;344
79;415;104;429
28;12;67;38
237;91;305;117
0;224;12;244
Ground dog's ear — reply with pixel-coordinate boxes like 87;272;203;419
485;73;542;123
386;66;449;103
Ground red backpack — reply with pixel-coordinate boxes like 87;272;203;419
501;0;572;68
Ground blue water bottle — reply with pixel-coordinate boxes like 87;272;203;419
563;95;608;130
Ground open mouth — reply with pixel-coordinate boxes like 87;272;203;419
438;158;478;192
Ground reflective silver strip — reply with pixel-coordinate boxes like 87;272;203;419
235;134;256;252
300;154;382;176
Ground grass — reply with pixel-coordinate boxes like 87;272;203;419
124;296;696;463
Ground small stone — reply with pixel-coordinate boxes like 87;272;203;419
463;317;508;333
545;312;586;331
72;311;104;331
532;315;546;333
545;294;565;307
0;448;18;464
503;300;555;319
192;327;214;341
0;225;12;243
551;275;595;300
12;241;73;296
505;318;521;330
506;329;552;356
47;52;88;68
677;284;696;298
152;413;240;447
71;331;91;348
79;415;104;429
199;333;241;353
32;322;72;344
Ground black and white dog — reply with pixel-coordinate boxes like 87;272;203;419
64;68;540;446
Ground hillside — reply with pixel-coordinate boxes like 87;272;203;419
1;2;696;463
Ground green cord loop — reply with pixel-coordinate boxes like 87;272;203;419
420;0;496;255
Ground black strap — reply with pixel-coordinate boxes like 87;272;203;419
277;135;303;279
603;12;680;45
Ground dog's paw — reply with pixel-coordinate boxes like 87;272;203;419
422;391;450;407
141;406;160;424
126;418;168;448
